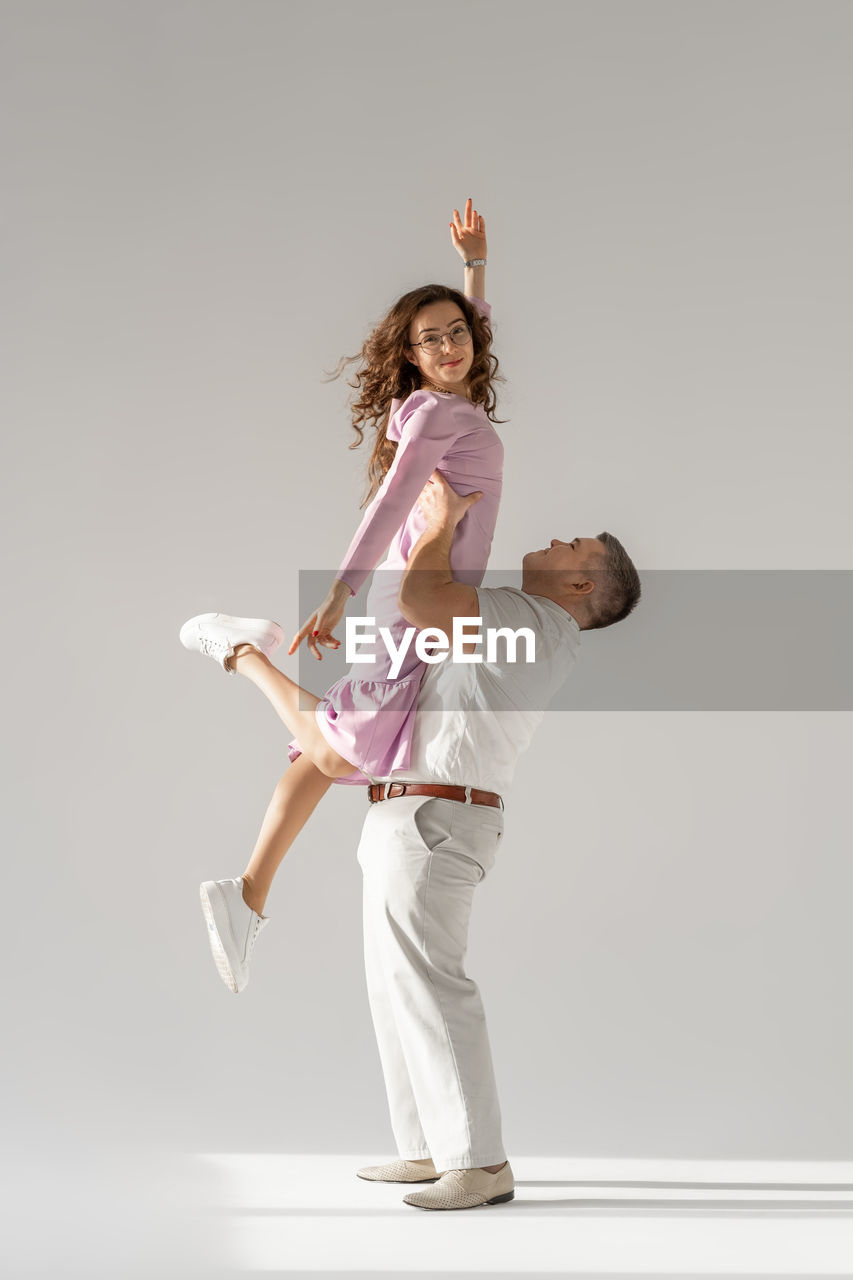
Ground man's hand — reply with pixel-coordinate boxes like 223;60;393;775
417;470;483;533
399;472;481;633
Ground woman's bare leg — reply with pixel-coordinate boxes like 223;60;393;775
225;643;358;915
227;644;356;778
240;754;333;916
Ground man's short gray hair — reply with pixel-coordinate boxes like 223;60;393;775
581;532;642;631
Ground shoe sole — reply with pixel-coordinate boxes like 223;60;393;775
200;882;239;993
409;1189;515;1210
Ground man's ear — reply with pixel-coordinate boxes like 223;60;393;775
571;578;596;597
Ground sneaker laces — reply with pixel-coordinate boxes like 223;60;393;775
199;634;233;665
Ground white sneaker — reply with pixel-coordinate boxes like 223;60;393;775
199;877;268;993
179;613;284;674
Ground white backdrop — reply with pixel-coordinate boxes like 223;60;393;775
3;0;852;1211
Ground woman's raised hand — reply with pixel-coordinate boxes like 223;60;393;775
450;197;487;262
288;581;351;661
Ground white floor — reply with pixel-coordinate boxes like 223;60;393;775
195;1154;853;1277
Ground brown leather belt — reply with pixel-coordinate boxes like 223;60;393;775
367;782;504;810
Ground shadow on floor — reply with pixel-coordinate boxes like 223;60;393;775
223;1174;853;1218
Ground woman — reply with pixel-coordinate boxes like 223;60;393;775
180;199;506;992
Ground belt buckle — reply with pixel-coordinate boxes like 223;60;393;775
379;782;406;801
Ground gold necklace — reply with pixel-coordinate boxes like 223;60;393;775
421;376;473;399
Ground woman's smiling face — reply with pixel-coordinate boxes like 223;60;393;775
406;301;475;392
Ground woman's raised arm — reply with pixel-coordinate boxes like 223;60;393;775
450;197;487;301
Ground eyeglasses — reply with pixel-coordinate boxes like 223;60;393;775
411;323;472;354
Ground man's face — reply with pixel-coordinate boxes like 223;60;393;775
522;537;606;601
523;537;603;573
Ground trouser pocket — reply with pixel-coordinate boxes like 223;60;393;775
413;797;503;882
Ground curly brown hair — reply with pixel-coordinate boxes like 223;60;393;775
324;285;506;507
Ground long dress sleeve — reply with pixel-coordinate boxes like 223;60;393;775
335;392;465;596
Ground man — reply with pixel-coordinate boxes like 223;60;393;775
181;474;640;1211
347;473;640;1210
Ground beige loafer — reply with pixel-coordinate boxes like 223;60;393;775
403;1161;514;1210
357;1157;439;1183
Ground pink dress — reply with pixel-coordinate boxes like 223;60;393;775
287;297;503;785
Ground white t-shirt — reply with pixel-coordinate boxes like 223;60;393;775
368;586;581;796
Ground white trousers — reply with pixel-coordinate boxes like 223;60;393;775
356;794;506;1172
